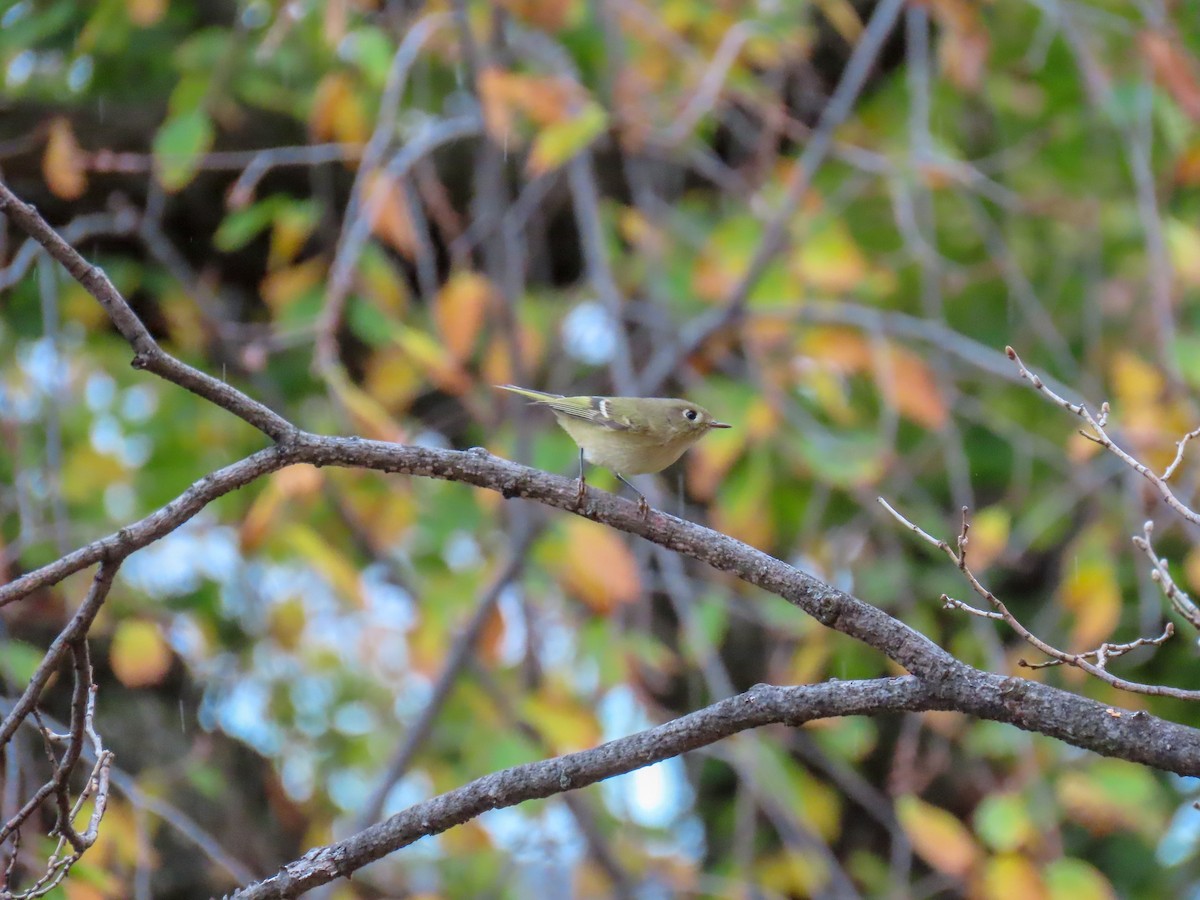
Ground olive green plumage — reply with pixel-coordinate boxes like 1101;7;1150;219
497;384;731;513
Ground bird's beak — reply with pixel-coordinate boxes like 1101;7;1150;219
709;421;732;429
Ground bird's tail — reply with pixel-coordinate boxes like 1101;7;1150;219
495;384;562;403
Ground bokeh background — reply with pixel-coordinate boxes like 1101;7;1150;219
4;0;1200;896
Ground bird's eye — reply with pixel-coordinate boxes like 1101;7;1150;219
683;409;698;421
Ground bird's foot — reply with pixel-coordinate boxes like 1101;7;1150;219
637;496;649;518
575;478;587;509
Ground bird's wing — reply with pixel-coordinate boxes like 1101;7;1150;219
496;386;641;432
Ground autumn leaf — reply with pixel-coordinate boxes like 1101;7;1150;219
558;518;642;614
363;169;417;258
979;854;1047;900
527;102;608;175
310;72;369;143
1057;555;1121;653
1139;30;1200;121
435;271;493;361
43;117;88;200
896;794;982;879
110;620;173;688
125;0;166;26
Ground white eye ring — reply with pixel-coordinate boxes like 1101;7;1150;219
683;409;698;421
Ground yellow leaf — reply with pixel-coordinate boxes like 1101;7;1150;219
965;506;1010;572
435;272;493;361
801;326;872;372
268;205;319;270
62;448;127;504
240;483;284;553
393;325;473;395
480;323;545;385
43;117;88;200
793;221;869;294
522;688;602;752
757;849;830;896
978;854;1048;900
814;0;862;42
1166;219;1200;287
110;620;173;688
326;365;407;441
559;518;642;614
1110;350;1163;407
1057;556;1121;652
260;257;326;312
310;72;368;144
527;102;608;176
896;794;981;879
269;597;307;650
363;350;423;412
278;523;364;607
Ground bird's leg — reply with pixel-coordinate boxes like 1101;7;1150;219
614;473;650;518
575;447;587;507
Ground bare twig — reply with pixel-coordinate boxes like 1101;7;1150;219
880;498;1196;700
1133;520;1200;629
0;180;297;442
1007;346;1200;525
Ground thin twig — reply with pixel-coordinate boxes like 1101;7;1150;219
880;498;1195;699
1132;520;1200;629
1007;346;1200;526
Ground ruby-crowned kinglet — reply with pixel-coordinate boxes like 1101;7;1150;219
497;384;731;515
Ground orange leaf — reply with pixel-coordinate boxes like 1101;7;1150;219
930;0;990;92
110;620;173;688
1140;30;1200;121
43;117;87;200
896;794;982;879
879;344;948;430
310;72;369;143
125;0;166;26
559;518;642;614
435;271;493;361
363;169;417;257
494;0;573;31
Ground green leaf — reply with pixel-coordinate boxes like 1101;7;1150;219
153;109;215;192
214;196;288;252
974;792;1035;852
349;27;394;89
527;102;607;175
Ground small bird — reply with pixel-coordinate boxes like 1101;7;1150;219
497;385;731;516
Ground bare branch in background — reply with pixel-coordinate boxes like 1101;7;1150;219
879;499;1196;699
1008;346;1200;525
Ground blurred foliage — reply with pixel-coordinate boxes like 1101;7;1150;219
3;0;1200;897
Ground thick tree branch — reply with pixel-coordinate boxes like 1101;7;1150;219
5;180;1200;900
5;433;1200;774
230;678;936;899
